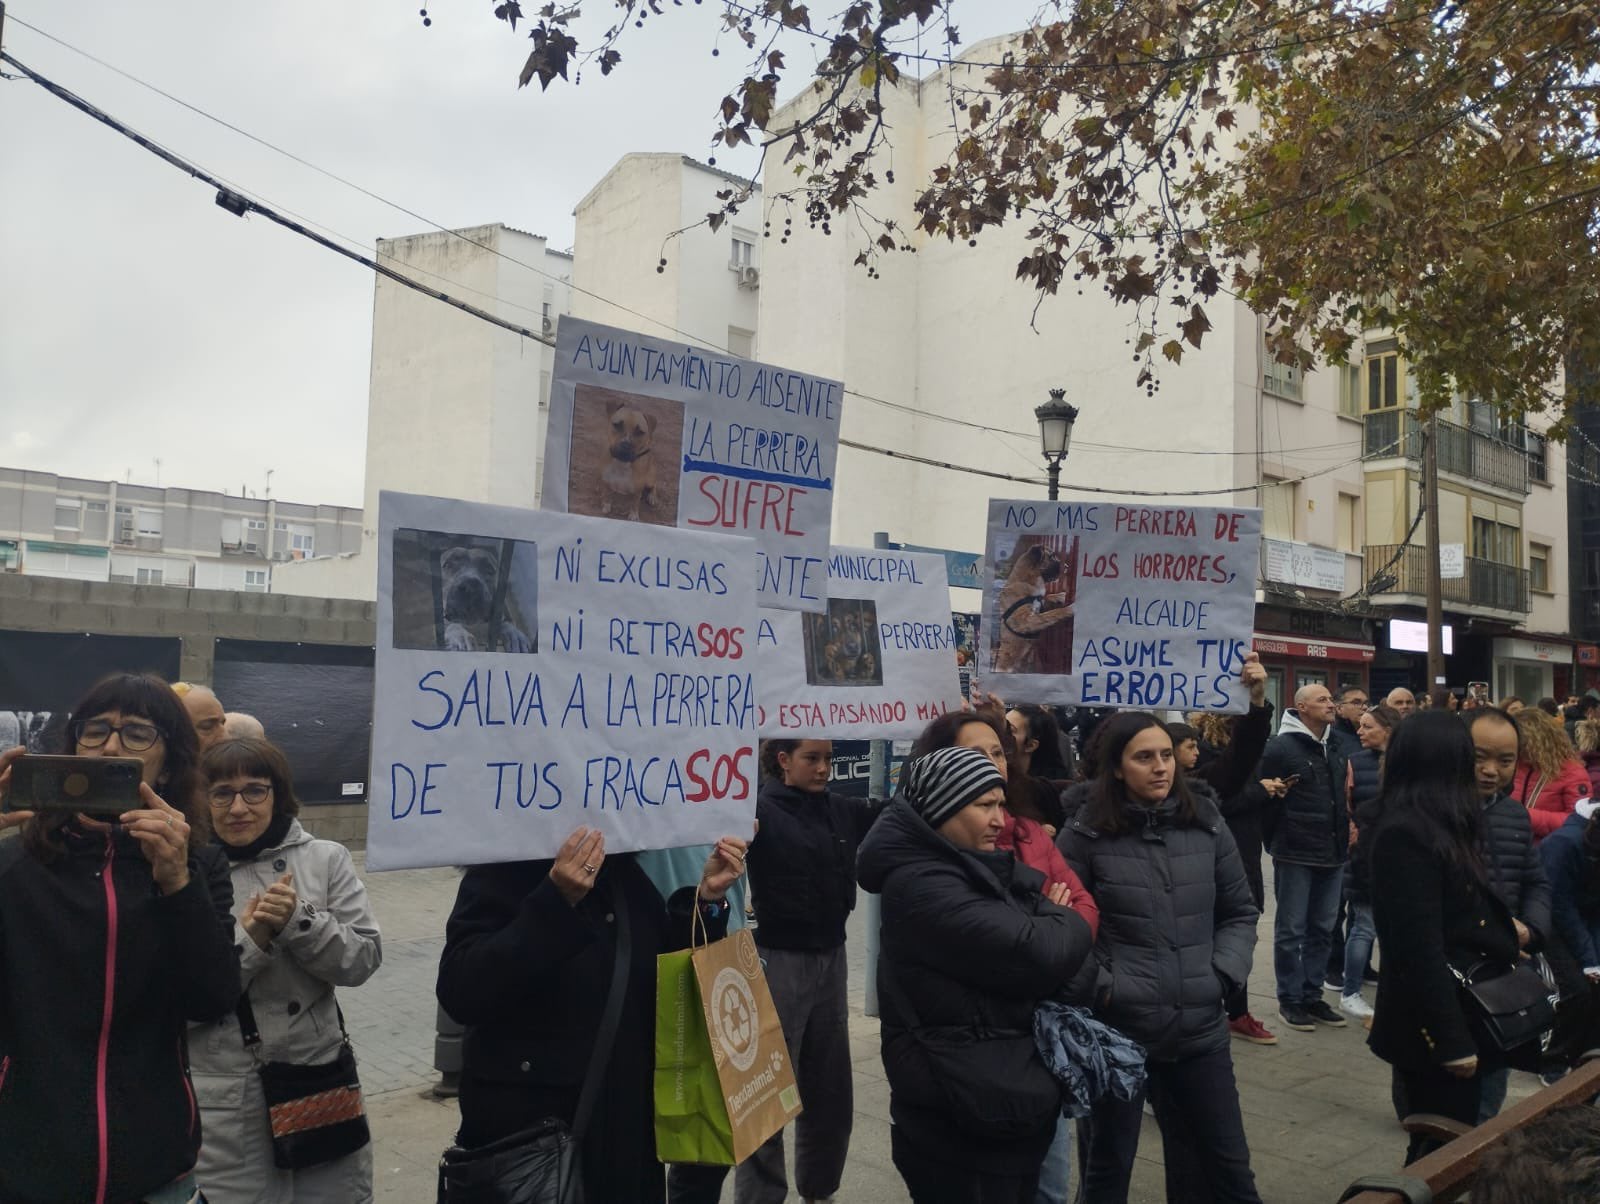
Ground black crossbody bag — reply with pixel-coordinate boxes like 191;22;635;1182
436;879;633;1204
235;993;370;1171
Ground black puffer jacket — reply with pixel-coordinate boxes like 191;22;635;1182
0;826;240;1204
857;800;1093;1175
1368;814;1520;1072
1259;711;1349;866
1347;748;1383;904
1057;791;1258;1062
748;778;880;950
1481;791;1553;949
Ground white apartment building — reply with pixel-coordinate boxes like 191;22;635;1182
0;466;360;592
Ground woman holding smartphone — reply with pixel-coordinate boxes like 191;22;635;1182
0;672;240;1204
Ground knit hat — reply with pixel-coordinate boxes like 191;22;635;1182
902;745;1006;830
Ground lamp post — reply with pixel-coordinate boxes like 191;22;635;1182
1035;387;1080;501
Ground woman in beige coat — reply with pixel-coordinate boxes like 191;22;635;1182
190;738;382;1203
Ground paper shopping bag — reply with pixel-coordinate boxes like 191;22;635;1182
654;928;802;1165
654;946;737;1165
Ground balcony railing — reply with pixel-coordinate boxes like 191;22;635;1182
1365;544;1530;614
1362;410;1530;494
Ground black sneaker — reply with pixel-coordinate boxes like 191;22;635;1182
1323;971;1345;992
1303;999;1348;1027
1277;1004;1316;1032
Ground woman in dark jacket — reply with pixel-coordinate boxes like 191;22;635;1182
0;673;240;1204
1337;704;1400;1022
1058;712;1262;1204
1367;710;1523;1163
736;739;880;1204
858;745;1094;1202
437;827;748;1202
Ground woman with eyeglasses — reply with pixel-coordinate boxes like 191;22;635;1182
0;672;240;1204
187;737;382;1203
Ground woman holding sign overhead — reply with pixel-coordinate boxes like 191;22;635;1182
437;826;750;1202
735;739;884;1204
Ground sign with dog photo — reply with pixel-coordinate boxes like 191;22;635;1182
754;547;964;739
979;500;1262;713
368;490;760;871
545;317;843;614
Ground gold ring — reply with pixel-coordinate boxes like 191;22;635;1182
582;862;597;874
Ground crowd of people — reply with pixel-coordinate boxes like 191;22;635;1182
5;665;1600;1203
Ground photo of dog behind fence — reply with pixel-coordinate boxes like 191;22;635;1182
801;598;885;687
988;534;1078;676
566;383;685;527
391;528;539;654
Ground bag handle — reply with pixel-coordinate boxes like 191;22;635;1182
573;875;631;1144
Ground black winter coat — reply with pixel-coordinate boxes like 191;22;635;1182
437;855;724;1203
1480;791;1553;949
1259;712;1349;866
0;827;240;1204
1347;748;1383;904
1058;793;1259;1062
748;778;880;951
1367;815;1520;1071
856;801;1093;1175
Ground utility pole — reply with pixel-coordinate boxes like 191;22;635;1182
864;530;891;1017
1423;414;1447;689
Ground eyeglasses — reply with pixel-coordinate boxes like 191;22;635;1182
75;719;161;752
208;783;272;809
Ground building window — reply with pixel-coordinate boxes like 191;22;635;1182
85;500;107;513
1261;479;1297;541
1337;493;1360;553
136;509;162;539
136;566;164;586
727;326;755;359
1471;516;1519;566
1338;364;1361;417
243;518;265;552
290;532;315;557
730;235;755;268
1530;543;1551;593
243;569;268;592
54;498;81;532
1263;354;1302;401
1526;431;1548;483
1364;350;1401;411
114;504;135;543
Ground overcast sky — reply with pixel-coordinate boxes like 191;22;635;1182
0;2;1038;509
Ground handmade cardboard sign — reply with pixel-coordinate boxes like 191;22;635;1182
979;500;1262;713
754;546;964;739
366;490;759;871
544;316;842;613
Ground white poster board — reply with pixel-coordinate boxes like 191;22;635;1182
367;491;759;871
979;500;1263;713
755;546;965;739
544;316;842;613
1439;543;1465;580
1263;538;1346;592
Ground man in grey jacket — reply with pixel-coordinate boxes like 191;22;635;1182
1257;683;1350;1032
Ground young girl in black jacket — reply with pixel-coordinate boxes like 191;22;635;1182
737;739;881;1204
1367;710;1523;1163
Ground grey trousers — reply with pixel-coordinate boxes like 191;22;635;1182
734;945;854;1203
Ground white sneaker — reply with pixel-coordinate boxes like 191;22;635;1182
1339;992;1374;1020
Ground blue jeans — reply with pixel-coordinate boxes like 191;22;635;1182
1341;901;1376;994
1035;1113;1071;1203
1272;860;1344;1005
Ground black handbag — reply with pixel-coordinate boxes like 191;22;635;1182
1449;957;1557;1055
436;879;632;1204
236;995;370;1171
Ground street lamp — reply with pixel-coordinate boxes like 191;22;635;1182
1035;387;1079;501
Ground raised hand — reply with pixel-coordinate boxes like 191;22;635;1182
699;836;749;901
119;783;191;895
0;747;33;833
550;826;605;906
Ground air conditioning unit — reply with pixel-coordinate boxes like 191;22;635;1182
542;315;555;336
737;265;761;290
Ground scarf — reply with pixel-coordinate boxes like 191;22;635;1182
219;812;292;863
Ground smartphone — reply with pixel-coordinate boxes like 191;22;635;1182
4;755;145;816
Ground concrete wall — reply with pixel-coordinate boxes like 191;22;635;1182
0;573;378;845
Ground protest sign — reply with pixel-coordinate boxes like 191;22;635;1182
544;316;843;613
754;546;964;739
366;490;760;871
979;500;1262;713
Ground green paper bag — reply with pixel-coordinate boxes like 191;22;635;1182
654;928;802;1165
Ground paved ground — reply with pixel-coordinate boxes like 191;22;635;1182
341;855;1542;1203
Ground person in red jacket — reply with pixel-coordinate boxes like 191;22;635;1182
1513;708;1594;842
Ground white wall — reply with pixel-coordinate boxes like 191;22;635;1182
193;559;270;592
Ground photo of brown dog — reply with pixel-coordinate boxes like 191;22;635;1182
567;383;684;527
990;536;1078;675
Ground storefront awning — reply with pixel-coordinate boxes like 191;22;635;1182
1253;633;1375;663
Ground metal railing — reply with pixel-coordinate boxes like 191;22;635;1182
1362;410;1530;494
1364;543;1530;613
